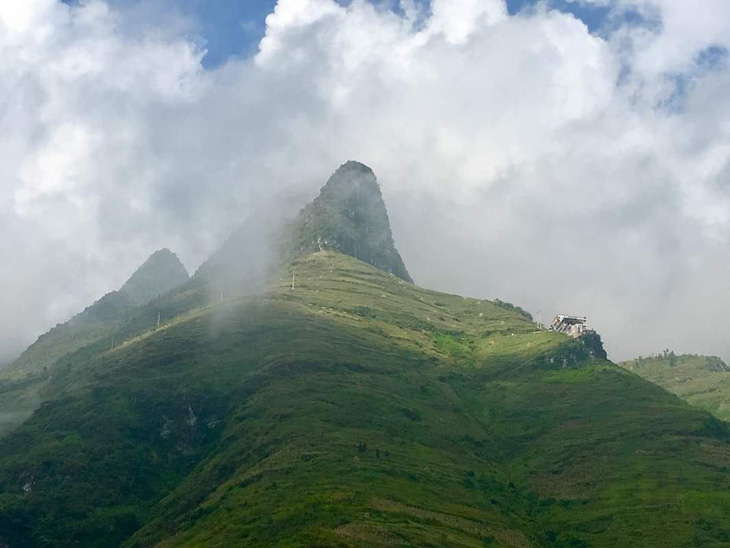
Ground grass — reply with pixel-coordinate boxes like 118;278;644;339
0;252;729;547
619;354;730;421
0;375;43;437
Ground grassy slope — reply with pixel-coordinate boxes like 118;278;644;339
0;278;208;437
1;291;134;381
0;376;43;437
0;253;729;547
619;355;730;422
0;292;136;437
1;248;189;385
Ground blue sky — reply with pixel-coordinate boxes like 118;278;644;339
64;0;613;68
61;0;278;67
198;0;612;67
167;0;278;66
506;0;610;30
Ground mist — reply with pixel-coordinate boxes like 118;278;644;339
3;0;730;363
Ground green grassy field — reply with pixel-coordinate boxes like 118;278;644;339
619;354;730;422
0;252;729;547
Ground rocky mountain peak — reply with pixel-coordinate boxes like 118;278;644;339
290;161;412;282
120;248;190;305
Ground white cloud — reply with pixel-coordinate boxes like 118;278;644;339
0;0;206;360
0;0;59;38
624;0;730;76
427;0;507;43
2;0;730;364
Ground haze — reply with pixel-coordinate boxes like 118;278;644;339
2;0;730;364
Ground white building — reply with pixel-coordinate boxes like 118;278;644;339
551;315;588;339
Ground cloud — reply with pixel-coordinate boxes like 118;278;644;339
0;0;206;361
2;0;730;363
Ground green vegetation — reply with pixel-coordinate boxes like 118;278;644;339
0;249;191;439
620;353;730;421
120;248;190;306
1;290;135;381
2;162;730;547
3;249;189;383
286;161;412;282
493;299;532;321
0;374;43;437
0;252;729;547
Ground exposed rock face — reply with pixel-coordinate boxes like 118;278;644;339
195;161;412;288
289;161;412;282
120;248;189;305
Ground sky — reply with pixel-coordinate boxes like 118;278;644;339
2;0;730;365
59;0;612;68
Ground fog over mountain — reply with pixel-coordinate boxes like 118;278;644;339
2;0;730;364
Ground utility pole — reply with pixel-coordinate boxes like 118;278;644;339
291;268;296;290
110;335;115;350
157;311;161;329
220;290;223;303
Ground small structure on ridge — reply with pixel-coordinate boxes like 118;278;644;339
551;315;588;339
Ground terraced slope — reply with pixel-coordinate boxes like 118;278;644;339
1;252;729;548
620;354;730;421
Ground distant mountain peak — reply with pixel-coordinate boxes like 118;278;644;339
120;248;190;305
289;161;412;282
316;161;380;205
4;248;190;380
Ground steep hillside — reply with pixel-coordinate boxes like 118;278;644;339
2;163;730;547
3;291;134;381
192;160;411;295
2;249;189;382
620;353;730;421
0;252;729;547
0;249;189;436
120;248;190;306
287;161;412;282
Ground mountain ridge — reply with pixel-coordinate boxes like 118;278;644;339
1;252;729;547
620;353;730;421
0;249;191;436
1;164;730;547
120;248;190;306
2;248;189;382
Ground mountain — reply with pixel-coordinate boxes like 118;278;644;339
3;292;132;379
1;163;730;547
0;249;189;435
2;248;189;382
287;161;412;282
120;248;190;306
619;353;730;421
194;161;411;292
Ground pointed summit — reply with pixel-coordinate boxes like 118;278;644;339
4;249;189;380
120;248;190;305
290;161;412;282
